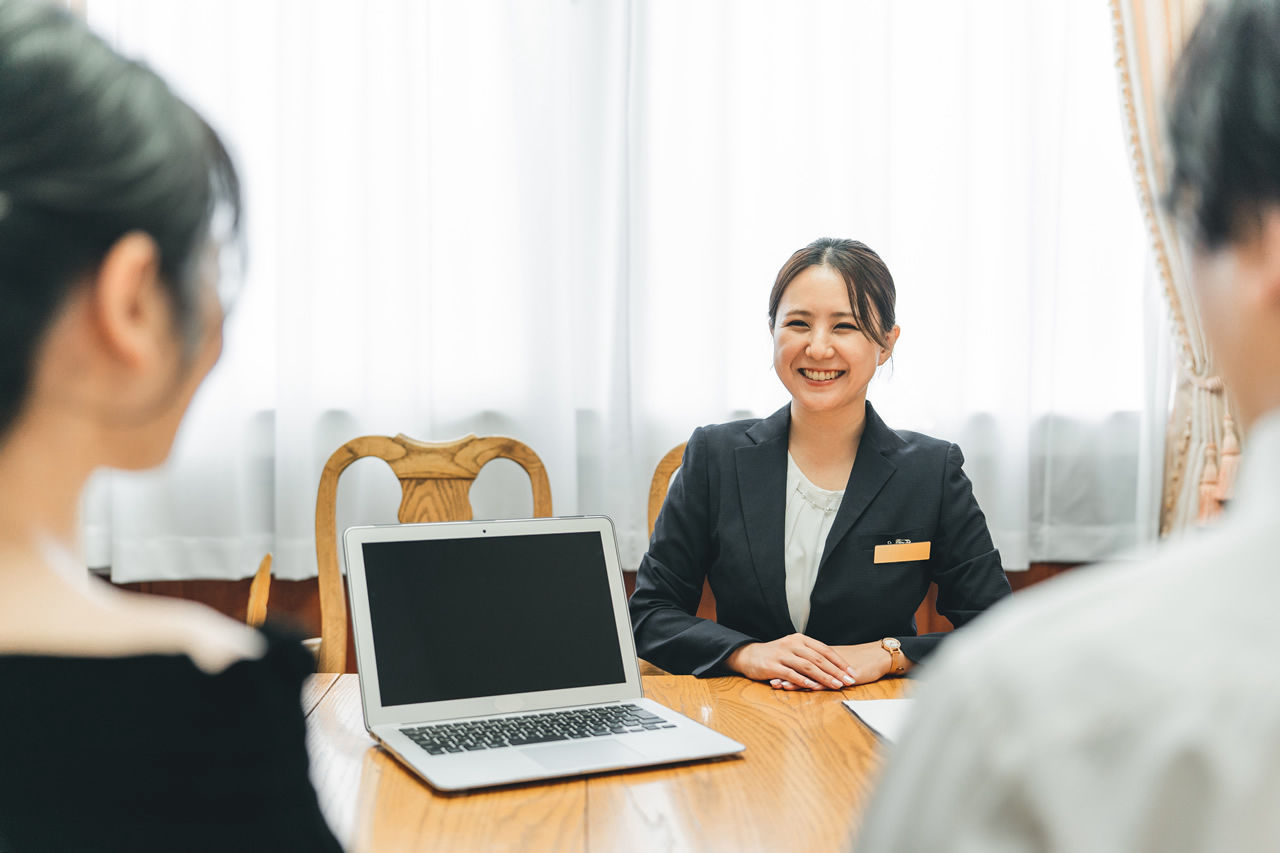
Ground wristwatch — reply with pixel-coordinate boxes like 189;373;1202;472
881;637;907;675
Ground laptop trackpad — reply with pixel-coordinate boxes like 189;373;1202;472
527;739;645;771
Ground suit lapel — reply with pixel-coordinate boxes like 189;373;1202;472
818;402;900;571
736;406;792;635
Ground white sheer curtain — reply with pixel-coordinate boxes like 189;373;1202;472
81;0;1159;582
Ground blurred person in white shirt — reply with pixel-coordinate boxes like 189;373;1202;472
855;1;1280;851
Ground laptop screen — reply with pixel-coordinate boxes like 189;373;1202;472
361;530;628;707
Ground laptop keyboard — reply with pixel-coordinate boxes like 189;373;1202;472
400;703;676;755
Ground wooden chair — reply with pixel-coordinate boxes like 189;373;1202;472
647;442;687;536
644;441;716;626
245;553;272;628
314;434;553;673
638;442;687;676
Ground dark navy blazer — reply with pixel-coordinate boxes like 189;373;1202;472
629;401;1012;677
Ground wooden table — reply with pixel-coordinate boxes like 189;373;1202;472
305;671;908;851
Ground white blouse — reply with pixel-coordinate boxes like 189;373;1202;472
783;453;845;633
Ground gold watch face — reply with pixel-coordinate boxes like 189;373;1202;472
883;638;901;651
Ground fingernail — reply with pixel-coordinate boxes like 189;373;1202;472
805;679;818;688
846;666;856;676
842;675;855;685
831;678;843;688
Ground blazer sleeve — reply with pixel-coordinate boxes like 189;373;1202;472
629;428;759;676
897;442;1011;663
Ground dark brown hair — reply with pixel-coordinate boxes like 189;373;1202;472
0;0;242;440
1166;0;1280;249
767;238;896;348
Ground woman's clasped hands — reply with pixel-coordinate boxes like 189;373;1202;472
725;633;895;690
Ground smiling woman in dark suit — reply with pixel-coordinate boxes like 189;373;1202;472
629;238;1012;691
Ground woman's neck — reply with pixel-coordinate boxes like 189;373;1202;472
788;399;868;451
787;399;868;489
0;412;94;572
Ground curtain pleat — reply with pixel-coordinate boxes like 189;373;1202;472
1110;0;1238;535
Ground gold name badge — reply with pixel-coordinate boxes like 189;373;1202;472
873;540;931;564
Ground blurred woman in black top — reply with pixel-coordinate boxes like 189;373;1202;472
0;2;339;849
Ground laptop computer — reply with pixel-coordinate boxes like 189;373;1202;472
342;515;745;791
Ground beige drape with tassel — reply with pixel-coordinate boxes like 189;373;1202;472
1110;0;1240;535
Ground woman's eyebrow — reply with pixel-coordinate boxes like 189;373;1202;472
783;309;856;319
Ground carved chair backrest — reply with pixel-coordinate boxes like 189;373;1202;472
314;434;553;672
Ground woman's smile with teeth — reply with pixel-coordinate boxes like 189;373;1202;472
800;368;844;381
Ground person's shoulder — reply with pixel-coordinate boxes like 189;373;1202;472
874;424;956;479
689;407;786;447
862;519;1280;853
0;599;309;690
930;545;1182;682
887;427;951;455
0;621;334;853
0;574;271;673
866;405;953;457
111;588;272;675
918;517;1277;734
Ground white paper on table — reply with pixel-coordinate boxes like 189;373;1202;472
842;698;915;743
